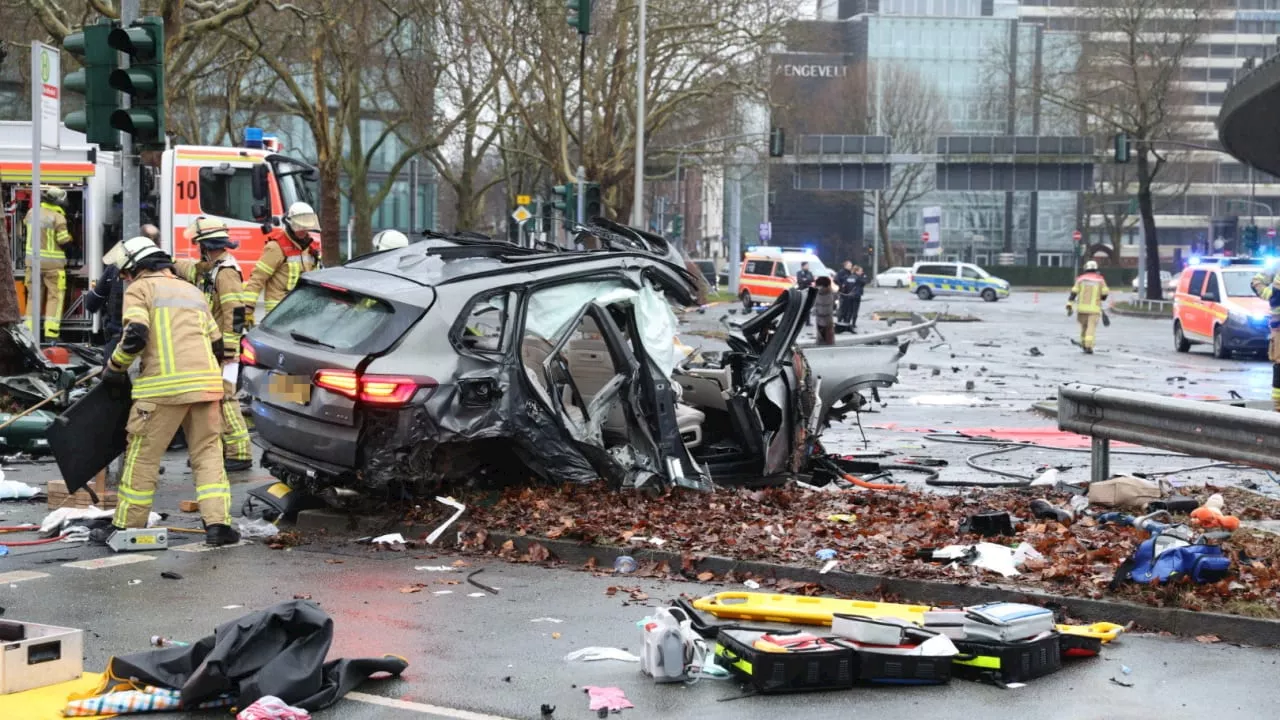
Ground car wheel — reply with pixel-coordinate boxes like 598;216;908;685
739;289;752;312
896;280;904;288
1173;322;1191;353
916;286;933;300
981;288;997;302
1213;327;1231;359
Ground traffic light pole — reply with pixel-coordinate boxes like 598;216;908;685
119;0;140;243
576;34;586;225
29;42;42;338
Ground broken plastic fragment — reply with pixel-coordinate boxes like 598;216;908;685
372;533;407;545
426;496;466;545
565;647;641;663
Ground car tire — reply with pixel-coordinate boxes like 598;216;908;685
896;280;904;288
1213;327;1231;359
740;289;752;312
981;288;997;302
1173;322;1191;353
916;286;933;300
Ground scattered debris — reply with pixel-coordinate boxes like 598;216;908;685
178;501;199;513
293;593;313;600
541;704;556;717
614;555;637;574
1028;347;1043;357
531;617;565;624
1110;677;1134;688
371;533;407;546
160;571;183;580
128;579;141;586
585;686;635;713
415;565;461;572
236;517;280;539
466;568;500;595
815;548;837;561
425;496;466;545
1195;635;1221;644
236;695;312;720
0;477;40;500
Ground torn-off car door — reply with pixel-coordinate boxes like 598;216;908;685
728;289;814;477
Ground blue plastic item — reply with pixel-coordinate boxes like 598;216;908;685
1126;533;1230;584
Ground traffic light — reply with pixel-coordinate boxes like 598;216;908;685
769;127;785;158
566;0;592;34
671;214;684;240
583;182;602;221
539;200;554;233
108;16;165;147
551;184;576;231
1113;132;1130;163
1245;225;1259;252
64;20;120;150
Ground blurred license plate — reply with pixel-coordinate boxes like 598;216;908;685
266;374;311;405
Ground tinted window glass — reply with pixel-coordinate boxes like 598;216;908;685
774;263;790;278
917;265;952;276
744;260;773;276
262;284;393;352
1188;269;1208;297
198;167;258;223
961;266;982;279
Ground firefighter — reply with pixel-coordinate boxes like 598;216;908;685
22;185;73;339
92;236;239;547
242;201;321;325
175;217;252;472
1251;264;1280;411
1067;260;1109;354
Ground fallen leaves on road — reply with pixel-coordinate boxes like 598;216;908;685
292;593;312;600
1195;634;1221;644
400;584;427;594
459;482;1280;617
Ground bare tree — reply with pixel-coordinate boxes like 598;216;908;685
1037;0;1209;299
865;63;948;271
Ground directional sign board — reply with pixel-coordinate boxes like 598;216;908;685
516;194;532;206
512;206;532;224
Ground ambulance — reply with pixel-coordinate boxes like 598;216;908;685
0;122;317;342
1172;255;1271;359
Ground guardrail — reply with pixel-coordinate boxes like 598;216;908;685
1057;383;1280;482
1121;298;1174;313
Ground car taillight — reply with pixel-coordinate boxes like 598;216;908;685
313;369;435;406
314;369;359;399
240;338;258;367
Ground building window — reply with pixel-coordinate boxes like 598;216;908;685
1038;253;1065;267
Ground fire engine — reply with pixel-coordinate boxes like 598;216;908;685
0;122;317;342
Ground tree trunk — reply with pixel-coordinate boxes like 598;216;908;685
455;172;483;231
1136;148;1163;301
0;221;19;325
348;165;374;257
876;213;891;273
318;158;343;265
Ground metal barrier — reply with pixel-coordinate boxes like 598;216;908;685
1058;383;1280;482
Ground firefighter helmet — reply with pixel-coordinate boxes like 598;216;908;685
113;236;167;273
184;216;239;250
1084;260;1099;271
283;202;320;239
40;185;67;204
372;229;409;252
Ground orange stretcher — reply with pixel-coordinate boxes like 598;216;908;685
691;591;1124;643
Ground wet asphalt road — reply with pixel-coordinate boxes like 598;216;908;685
0;286;1277;719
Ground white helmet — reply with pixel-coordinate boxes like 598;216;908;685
40;185;67;204
1084;260;1099;271
372;230;409;252
112;236;165;273
283;202;319;238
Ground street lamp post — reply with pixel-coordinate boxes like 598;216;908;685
630;0;646;227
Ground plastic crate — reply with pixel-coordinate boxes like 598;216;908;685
714;628;854;694
952;631;1061;685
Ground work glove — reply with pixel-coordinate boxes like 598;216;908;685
1101;311;1111;327
1065;304;1074;317
102;366;130;387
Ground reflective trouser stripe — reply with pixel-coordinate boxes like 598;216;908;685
1273;365;1280;412
221;380;251;461
115;401;230;528
185;401;231;526
29;269;65;339
1079;313;1099;350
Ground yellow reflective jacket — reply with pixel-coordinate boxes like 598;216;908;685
242;231;320;321
110;269;224;405
22;203;71;267
1069;272;1109;314
1252;270;1280;327
176;253;245;361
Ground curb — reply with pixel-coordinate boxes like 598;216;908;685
483;531;1280;647
1108;305;1171;319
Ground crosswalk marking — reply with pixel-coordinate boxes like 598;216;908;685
63;555;156;570
0;570;50;583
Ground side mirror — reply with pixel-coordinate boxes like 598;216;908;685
252;164;269;202
303;168;319;183
252;203;270;223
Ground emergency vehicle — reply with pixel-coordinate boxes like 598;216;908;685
1172;255;1271;359
737;246;835;310
0;122;317;341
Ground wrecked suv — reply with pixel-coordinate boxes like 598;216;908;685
240;222;911;506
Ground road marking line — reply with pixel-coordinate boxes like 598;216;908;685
63;555;156;570
346;692;516;719
0;570;50;583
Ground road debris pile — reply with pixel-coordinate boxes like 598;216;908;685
465;481;1280;617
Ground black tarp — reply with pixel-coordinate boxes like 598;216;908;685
101;600;407;710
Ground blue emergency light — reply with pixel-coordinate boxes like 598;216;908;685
244;127;264;149
1188;256;1201;266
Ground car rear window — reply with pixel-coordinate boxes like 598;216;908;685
262;284;394;352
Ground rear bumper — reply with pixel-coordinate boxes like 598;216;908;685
249;398;361;469
258;439;354;484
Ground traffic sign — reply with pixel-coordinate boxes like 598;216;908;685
1269;228;1276;239
512;206;532;223
1073;230;1082;242
758;222;771;242
922;231;929;241
37;43;59;149
516;194;532;206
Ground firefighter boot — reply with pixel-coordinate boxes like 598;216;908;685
205;523;241;546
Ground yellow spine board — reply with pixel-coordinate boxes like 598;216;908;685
691;592;1122;643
